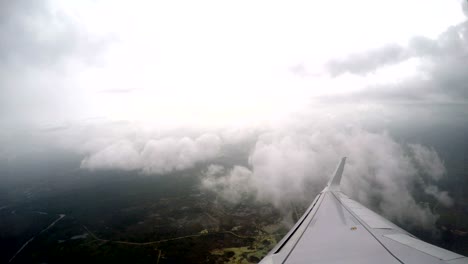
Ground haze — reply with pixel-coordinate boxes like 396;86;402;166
1;0;468;262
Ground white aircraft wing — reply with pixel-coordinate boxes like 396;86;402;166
259;157;468;264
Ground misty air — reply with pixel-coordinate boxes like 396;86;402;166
1;0;468;263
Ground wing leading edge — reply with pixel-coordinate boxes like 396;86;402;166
259;157;468;264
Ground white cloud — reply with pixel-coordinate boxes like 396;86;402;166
409;144;446;180
319;18;468;105
81;133;221;174
1;0;466;128
0;0;465;235
424;185;454;207
202;125;452;230
140;134;221;174
201;165;255;202
81;140;141;171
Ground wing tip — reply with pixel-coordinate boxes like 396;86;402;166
326;157;347;191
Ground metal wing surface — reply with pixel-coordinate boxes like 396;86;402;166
259;157;468;264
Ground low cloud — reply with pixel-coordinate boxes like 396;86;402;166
80;140;142;171
424;185;454;207
81;133;222;174
202;165;255;202
0;0;463;236
201;126;452;230
409;144;446;181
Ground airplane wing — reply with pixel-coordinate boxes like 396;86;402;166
259;157;468;264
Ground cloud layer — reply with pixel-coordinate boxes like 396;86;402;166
323;19;468;105
201;126;452;230
81;134;221;174
1;1;466;128
1;0;466;235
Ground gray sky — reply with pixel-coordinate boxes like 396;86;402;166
1;0;467;128
1;0;468;229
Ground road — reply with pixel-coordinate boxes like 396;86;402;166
9;214;65;263
82;225;254;246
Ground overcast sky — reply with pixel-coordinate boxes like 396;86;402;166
1;0;467;129
1;0;468;228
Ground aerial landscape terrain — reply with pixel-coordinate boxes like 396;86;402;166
1;124;467;263
0;163;287;263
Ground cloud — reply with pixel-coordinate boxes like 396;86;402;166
99;88;140;94
140;134;221;174
326;18;468;76
424;185;454;207
81;140;142;171
0;0;465;130
0;0;110;67
327;44;408;76
201;125;452;230
0;0;114;127
81;133;222;174
321;17;468;105
0;0;464;235
201;165;255;202
463;0;468;17
409;144;446;181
